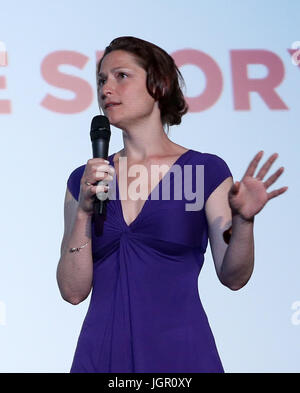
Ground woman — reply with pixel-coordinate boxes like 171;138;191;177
57;37;288;373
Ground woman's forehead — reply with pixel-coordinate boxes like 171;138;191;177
99;50;141;74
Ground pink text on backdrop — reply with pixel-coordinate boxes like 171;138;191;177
1;48;296;114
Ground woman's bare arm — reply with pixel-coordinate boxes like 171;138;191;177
56;158;115;304
56;188;94;305
206;151;287;291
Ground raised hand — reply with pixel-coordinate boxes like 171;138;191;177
228;151;288;221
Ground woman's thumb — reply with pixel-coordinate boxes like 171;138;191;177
232;181;240;194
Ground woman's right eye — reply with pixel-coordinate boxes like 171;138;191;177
98;78;106;87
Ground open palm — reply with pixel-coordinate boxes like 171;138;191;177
228;151;288;221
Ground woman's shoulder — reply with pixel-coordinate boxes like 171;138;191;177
68;163;86;179
67;164;86;201
186;150;233;202
188;149;230;167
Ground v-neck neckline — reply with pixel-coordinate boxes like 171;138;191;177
110;149;192;228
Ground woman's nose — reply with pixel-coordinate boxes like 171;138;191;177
101;80;114;99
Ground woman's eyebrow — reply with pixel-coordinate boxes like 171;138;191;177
98;67;131;78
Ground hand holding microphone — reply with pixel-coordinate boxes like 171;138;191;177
78;158;114;216
77;116;113;232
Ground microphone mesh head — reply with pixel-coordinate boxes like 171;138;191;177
90;115;111;141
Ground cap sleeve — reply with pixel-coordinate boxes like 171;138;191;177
202;153;232;202
67;165;85;201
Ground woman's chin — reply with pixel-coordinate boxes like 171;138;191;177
103;112;117;126
105;113;130;130
107;117;124;130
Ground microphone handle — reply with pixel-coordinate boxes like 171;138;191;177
92;139;109;158
92;140;109;217
94;198;107;216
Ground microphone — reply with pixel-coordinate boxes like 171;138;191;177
90;115;111;219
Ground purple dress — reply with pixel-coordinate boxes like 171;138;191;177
67;149;232;373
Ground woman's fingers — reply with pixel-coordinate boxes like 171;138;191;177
242;151;264;179
95;171;114;182
267;186;288;201
95;183;109;193
263;164;288;200
84;162;115;185
89;183;109;196
256;153;279;181
263;166;284;188
243;151;284;185
96;163;115;176
94;164;115;182
78;158;114;214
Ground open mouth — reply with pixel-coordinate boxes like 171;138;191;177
105;103;121;109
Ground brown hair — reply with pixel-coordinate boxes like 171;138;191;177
97;36;188;130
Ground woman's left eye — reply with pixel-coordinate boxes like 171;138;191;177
117;72;127;79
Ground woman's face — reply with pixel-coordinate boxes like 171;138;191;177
97;50;158;129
